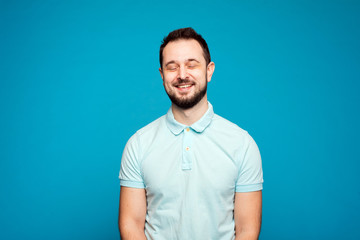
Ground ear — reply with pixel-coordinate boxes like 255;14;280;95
206;62;215;83
159;67;164;81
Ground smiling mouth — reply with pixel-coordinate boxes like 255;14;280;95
177;84;192;89
174;81;195;88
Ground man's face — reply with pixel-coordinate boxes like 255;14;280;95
160;39;214;109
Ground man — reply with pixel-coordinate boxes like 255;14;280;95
118;27;263;240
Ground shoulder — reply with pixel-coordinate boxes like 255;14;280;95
126;115;166;145
137;115;165;135
208;113;259;157
211;113;253;142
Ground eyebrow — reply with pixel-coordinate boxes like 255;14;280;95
165;60;176;67
186;58;200;63
164;59;200;67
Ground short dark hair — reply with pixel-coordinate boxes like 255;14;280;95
159;27;211;68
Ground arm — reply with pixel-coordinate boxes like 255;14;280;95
234;191;262;240
118;186;147;240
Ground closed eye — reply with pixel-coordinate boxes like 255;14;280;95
186;59;199;69
166;65;178;71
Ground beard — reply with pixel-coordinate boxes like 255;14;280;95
165;77;208;110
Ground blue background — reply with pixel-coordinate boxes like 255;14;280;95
1;0;359;239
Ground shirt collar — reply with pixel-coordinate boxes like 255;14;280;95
165;102;214;135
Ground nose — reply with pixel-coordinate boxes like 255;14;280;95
178;65;187;80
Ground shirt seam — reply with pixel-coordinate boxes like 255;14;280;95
235;132;251;184
135;131;145;184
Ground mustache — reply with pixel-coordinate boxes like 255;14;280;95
173;79;195;86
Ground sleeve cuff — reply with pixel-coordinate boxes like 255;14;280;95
235;183;263;192
120;179;146;188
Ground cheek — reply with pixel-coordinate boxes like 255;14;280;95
163;78;173;86
189;69;205;78
163;77;174;89
163;73;177;84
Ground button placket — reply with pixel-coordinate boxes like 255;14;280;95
182;127;193;170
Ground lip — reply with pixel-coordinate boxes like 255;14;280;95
175;84;194;93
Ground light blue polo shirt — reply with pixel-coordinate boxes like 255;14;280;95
119;102;263;240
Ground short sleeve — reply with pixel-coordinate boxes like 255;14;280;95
235;136;263;192
119;133;145;188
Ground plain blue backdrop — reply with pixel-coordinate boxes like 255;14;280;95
1;0;359;239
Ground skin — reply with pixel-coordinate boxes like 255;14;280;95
118;39;262;240
118;187;146;240
160;39;215;126
234;191;262;240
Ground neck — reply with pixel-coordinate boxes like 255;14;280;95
171;95;209;126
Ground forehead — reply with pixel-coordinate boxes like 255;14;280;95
162;39;205;63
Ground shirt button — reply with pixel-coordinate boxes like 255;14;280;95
185;147;190;151
186;128;190;132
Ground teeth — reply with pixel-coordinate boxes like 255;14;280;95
178;85;191;88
